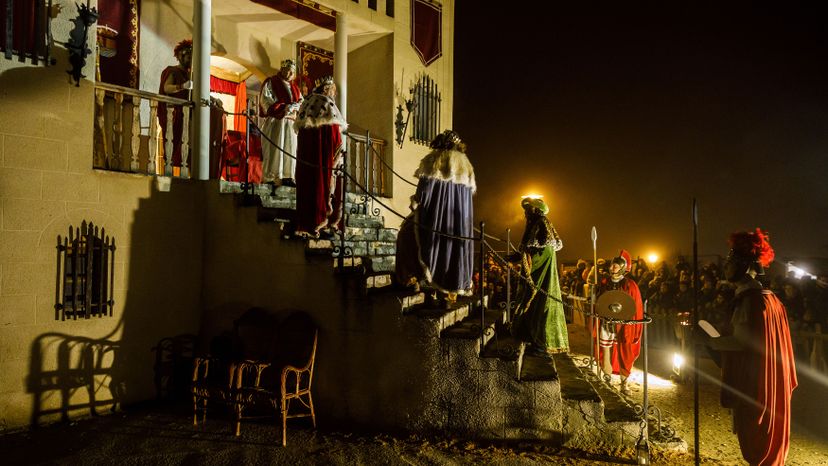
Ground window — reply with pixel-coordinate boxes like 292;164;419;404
0;0;54;65
410;73;441;146
55;221;116;320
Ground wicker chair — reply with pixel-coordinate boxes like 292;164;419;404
231;311;318;446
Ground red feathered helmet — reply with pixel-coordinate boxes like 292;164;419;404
728;228;775;275
174;39;193;57
610;249;632;273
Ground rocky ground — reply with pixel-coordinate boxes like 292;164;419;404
1;324;826;465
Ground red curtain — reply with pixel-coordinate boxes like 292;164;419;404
0;0;37;56
97;0;140;88
210;75;238;95
234;84;247;136
210;75;248;135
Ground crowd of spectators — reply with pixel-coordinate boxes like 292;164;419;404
479;252;828;364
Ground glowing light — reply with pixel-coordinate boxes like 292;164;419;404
647;253;659;264
521;193;544;200
672;352;685;375
787;262;816;280
626;369;674;389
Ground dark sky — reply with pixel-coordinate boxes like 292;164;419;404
454;3;828;264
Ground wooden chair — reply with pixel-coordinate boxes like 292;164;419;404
230;311;318;446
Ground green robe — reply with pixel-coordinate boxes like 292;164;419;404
512;216;569;353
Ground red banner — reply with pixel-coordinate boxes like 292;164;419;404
411;0;442;67
297;41;333;96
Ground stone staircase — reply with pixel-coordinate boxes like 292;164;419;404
218;180;642;447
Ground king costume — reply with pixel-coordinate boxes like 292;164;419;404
293;83;347;237
511;197;569;354
259;61;302;183
397;131;475;297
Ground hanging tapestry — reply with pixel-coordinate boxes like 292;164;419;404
297;41;334;96
97;0;140;88
251;0;336;32
411;0;441;66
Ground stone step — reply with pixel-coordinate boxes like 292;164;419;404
346;213;385;229
441;308;506;353
407;301;472;335
551;352;601;403
363;273;393;290
584;372;640;424
520;353;559;382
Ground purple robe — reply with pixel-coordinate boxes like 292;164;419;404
411;149;475;295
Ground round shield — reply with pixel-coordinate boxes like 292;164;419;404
596;290;636;320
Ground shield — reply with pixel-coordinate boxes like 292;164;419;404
596;290;636;320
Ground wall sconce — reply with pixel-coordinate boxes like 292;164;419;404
64;1;98;86
394;98;416;148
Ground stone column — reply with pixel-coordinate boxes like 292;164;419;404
334;12;348;120
192;0;211;180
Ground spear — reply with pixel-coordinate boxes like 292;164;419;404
591;226;598;372
693;199;700;466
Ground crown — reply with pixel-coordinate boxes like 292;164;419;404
314;75;334;87
280;58;296;70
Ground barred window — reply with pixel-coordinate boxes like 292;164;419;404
410;73;441;146
56;221;116;320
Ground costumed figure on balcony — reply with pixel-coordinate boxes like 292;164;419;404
706;229;796;466
293;77;347;238
593;250;643;395
158;39;192;170
397;130;475;305
259;59;303;185
509;197;569;356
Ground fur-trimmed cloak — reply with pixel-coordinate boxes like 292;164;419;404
403;149;475;295
293;93;347;236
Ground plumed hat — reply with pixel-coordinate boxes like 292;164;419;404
174;39;192;56
611;249;632;273
728;228;775;274
521;197;548;216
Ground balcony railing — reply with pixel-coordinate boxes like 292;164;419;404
346;130;390;198
1;0;54;65
93;82;192;178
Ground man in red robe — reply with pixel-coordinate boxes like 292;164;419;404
711;229;797;465
594;250;644;395
293;77;347;238
158;39;192;170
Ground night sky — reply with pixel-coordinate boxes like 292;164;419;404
454;3;828;264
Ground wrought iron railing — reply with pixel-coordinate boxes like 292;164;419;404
0;0;54;65
93;82;193;178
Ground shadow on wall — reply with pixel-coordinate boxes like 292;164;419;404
24;177;206;427
27;331;124;425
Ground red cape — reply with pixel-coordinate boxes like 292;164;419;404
593;277;644;376
722;289;797;466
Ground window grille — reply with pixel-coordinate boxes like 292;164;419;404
55;221;116;320
0;0;55;65
410;73;441;146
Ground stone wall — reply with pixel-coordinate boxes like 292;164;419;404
0;15;204;429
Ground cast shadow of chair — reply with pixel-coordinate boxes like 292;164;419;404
192;309;317;446
27;333;123;426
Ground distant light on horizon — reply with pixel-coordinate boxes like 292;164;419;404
521;193;544;199
647;253;659;264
